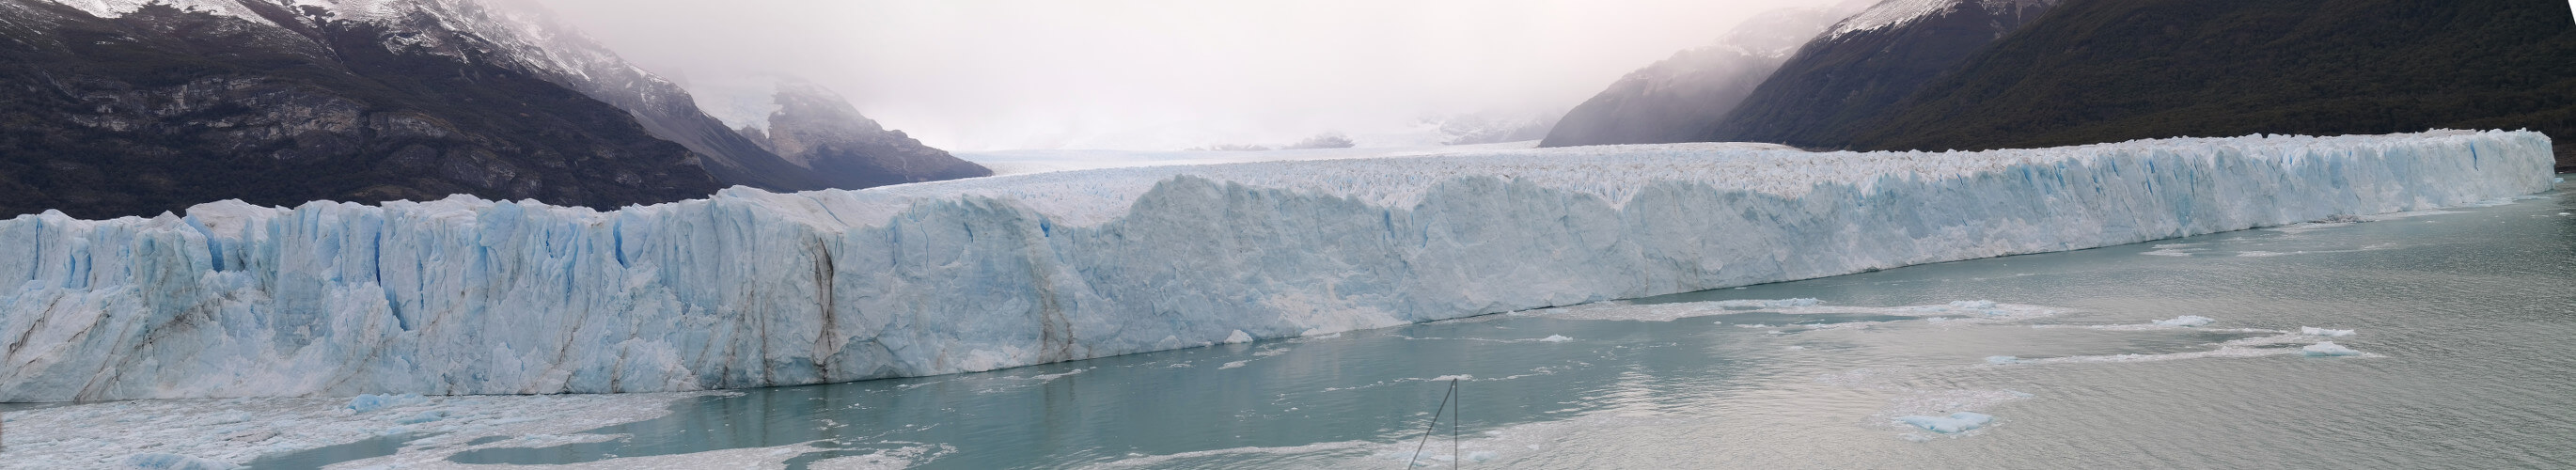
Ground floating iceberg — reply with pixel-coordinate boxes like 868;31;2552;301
1896;412;1995;433
2302;342;2365;357
0;131;2551;400
2300;327;2357;337
2154;316;2217;327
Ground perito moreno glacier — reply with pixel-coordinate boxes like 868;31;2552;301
0;131;2553;401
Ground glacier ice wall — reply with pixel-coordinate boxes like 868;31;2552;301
0;131;2552;400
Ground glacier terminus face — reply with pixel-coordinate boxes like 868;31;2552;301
0;131;2553;401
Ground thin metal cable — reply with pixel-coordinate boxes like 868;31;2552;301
1406;378;1458;468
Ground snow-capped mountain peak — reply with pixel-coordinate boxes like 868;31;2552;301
48;0;280;25
1828;0;2057;39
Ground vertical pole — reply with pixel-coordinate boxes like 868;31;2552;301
1451;379;1459;469
1406;379;1457;468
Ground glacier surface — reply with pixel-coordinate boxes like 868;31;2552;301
0;131;2553;400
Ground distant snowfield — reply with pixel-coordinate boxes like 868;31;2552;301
0;131;2553;403
958;141;1809;176
956;141;1550;176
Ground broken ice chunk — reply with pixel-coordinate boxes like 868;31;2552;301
2152;316;2214;327
2301;341;2364;356
2300;327;2356;337
1896;412;1995;433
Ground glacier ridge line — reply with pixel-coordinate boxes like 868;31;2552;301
0;131;2553;400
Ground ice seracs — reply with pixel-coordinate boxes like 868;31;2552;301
0;131;2552;400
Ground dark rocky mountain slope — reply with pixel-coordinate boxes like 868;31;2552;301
0;0;989;218
1848;0;2576;169
1700;0;2060;148
0;0;718;218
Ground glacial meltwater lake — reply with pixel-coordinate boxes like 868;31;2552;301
232;176;2574;468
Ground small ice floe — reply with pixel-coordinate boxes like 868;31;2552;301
1219;361;1249;369
345;393;426;414
119;453;240;470
2301;341;2364;357
1895;412;1995;434
2153;316;2215;327
1985;355;2022;365
1949;300;1998;309
1537;335;1574;342
2300;327;2357;337
2236;251;2292;258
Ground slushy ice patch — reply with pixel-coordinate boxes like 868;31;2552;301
118;453;241;470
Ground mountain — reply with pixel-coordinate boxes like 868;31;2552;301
417;0;838;192
1846;0;2576;169
0;0;721;218
0;0;985;218
1698;0;2061;148
1539;5;1859;147
740;80;990;187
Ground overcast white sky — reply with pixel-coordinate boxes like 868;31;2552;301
524;0;1844;151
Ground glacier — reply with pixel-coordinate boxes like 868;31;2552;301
0;130;2553;401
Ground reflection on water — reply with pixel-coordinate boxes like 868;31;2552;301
259;180;2576;469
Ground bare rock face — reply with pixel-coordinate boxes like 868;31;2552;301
753;81;990;187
